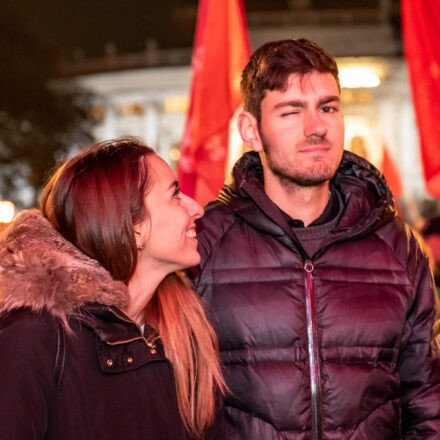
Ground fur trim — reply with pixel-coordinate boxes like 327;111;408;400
0;209;129;323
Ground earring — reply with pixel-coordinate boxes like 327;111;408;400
134;230;144;251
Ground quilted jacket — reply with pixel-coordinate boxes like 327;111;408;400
193;151;440;439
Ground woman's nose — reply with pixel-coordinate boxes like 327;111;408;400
183;194;204;219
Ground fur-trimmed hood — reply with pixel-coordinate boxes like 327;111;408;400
0;209;129;323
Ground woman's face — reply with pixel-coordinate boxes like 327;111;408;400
136;155;203;274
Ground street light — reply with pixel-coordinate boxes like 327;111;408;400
0;201;15;223
339;66;381;88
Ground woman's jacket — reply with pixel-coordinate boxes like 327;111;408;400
193;151;440;439
0;210;223;440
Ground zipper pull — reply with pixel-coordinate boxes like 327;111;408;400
304;260;314;274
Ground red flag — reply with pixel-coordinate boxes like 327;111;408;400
380;145;404;216
178;0;251;205
402;0;440;199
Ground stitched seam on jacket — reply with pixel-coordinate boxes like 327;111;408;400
201;278;409;287
345;397;394;439
226;405;308;435
373;221;417;285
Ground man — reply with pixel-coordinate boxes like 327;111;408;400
192;38;440;439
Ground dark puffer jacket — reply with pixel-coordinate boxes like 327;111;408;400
193;151;440;439
0;210;224;440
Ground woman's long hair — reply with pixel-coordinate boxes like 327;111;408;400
41;137;224;437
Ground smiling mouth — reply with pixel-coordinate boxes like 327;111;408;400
186;229;197;238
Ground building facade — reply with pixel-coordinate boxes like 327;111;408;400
67;0;433;217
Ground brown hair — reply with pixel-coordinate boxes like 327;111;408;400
241;38;340;123
41;137;224;437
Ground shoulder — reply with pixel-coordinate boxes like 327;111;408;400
0;308;61;388
190;201;241;286
0;308;59;355
375;216;429;284
196;201;238;260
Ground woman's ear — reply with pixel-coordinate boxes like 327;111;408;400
134;229;145;251
237;111;263;152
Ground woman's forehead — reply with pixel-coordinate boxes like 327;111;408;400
147;155;176;186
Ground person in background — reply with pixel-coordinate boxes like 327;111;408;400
0;137;225;439
422;215;440;293
191;38;440;438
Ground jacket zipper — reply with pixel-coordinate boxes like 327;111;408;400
304;260;322;440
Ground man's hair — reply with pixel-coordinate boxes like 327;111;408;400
241;38;340;123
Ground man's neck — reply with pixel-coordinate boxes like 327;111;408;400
263;169;330;227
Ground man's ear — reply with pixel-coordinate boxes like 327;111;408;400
237;111;263;152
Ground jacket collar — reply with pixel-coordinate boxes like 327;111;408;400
215;150;395;244
81;303;144;344
0;209;129;326
79;303;166;374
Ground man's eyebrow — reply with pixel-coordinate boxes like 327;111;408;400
273;100;306;109
273;95;340;110
319;95;340;106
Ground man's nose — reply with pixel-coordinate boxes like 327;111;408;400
303;111;327;138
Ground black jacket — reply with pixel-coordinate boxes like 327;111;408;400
0;210;224;440
193;151;440;439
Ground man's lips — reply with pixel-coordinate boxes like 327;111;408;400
298;144;331;153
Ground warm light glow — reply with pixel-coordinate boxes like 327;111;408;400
91;106;105;120
164;96;189;113
0;201;15;223
169;148;181;162
339;66;381;88
121;103;144;116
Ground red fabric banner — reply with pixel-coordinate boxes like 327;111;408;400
178;0;251;206
402;0;440;199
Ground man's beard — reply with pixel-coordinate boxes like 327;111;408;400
261;134;338;189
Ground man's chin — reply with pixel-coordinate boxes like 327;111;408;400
292;176;330;187
277;166;336;188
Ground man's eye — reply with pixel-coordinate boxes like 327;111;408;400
322;106;337;113
280;111;299;117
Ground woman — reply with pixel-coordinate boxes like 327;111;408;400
0;137;225;439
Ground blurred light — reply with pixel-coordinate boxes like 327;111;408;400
341;89;372;105
121;103;144;116
339;66;381;88
0;201;15;223
164;96;188;113
91;106;105;120
169;148;181;162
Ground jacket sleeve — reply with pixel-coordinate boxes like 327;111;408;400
0;309;57;439
400;255;440;438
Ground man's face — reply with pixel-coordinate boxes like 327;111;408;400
258;72;345;188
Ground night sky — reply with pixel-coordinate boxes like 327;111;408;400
4;0;199;60
4;0;300;62
2;0;391;76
